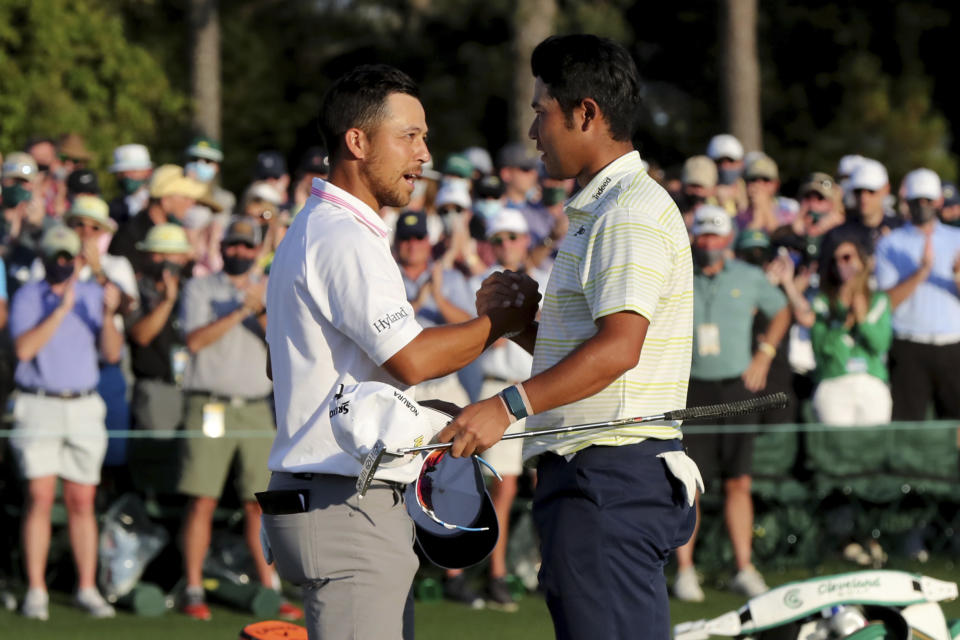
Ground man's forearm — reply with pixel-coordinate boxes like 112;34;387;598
383;308;526;385
185;308;246;353
128;298;175;346
14;306;68;362
886;267;929;309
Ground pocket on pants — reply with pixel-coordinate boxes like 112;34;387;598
261;512;320;586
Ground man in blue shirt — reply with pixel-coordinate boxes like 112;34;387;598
875;168;960;420
8;225;122;621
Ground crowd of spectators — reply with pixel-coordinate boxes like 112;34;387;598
1;129;959;618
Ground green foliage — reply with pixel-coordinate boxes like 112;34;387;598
0;0;186;193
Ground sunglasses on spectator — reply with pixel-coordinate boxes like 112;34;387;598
745;176;773;183
68;219;103;232
853;188;876;196
490;233;521;246
802;192;827;201
439;205;465;214
190;157;217;165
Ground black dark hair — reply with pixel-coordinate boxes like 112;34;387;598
530;34;642;142
318;65;419;163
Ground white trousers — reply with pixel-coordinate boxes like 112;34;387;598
812;373;892;426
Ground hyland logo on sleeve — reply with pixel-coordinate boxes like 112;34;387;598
372;307;410;334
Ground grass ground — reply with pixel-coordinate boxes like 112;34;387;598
4;559;960;639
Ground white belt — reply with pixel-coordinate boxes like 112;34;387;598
895;331;960;346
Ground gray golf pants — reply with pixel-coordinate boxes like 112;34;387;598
262;472;418;640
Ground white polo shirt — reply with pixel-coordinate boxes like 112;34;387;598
266;178;424;479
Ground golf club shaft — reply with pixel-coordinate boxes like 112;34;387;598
396;392;788;455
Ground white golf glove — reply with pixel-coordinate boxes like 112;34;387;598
657;451;705;507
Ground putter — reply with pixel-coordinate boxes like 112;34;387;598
356;392;788;497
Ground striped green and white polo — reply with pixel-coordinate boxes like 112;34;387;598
522;151;694;460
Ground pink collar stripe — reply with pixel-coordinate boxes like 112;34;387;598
311;186;387;238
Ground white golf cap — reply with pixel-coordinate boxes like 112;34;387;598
462;146;493;176
435;179;472;210
329;381;451;482
706;134;744;161
903;168;942;201
486;208;529;237
691;205;733;237
848;158;889;191
837;154;865;179
109;144;153;173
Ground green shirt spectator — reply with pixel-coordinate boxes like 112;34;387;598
811;291;892;382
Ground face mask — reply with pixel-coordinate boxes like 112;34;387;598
150;260;183;279
525;187;539;202
222;255;255;276
120;177;146;195
908;201;938;225
2;182;32;208
44;259;74;284
442;211;466;236
692;246;725;269
473;199;502;221
166;213;184;226
718;167;741;186
542;187;567;207
186;160;217;184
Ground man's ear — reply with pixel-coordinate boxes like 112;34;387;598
580;98;600;133
343;127;369;160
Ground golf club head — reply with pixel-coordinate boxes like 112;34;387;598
356;439;387;498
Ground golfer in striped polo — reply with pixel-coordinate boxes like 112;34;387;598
438;34;698;639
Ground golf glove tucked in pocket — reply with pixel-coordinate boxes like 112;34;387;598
657;451;705;507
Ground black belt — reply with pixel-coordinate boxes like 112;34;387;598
17;386;97;399
279;471;406;492
186;391;271;406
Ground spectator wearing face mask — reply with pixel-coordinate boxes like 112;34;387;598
706;133;747;216
2;152;48;298
125;224;194;493
674;206;791;603
9;225;123;621
875;168;960;422
107;144;154;227
795;172;843;238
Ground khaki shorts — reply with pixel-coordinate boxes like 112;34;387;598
476;378;525;476
10;392;108;485
177;394;274;501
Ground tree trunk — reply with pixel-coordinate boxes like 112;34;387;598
189;0;221;141
721;0;762;152
512;0;556;146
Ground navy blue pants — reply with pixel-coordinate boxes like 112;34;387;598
533;440;696;640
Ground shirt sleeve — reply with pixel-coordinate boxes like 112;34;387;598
753;267;787;318
180;277;215;335
873;235;900;291
320;233;423;366
8;284;42;339
854;292;892;355
579;208;669;322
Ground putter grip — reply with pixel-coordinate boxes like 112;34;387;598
664;392;788;422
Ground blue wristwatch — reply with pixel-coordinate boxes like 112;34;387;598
499;385;528;421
